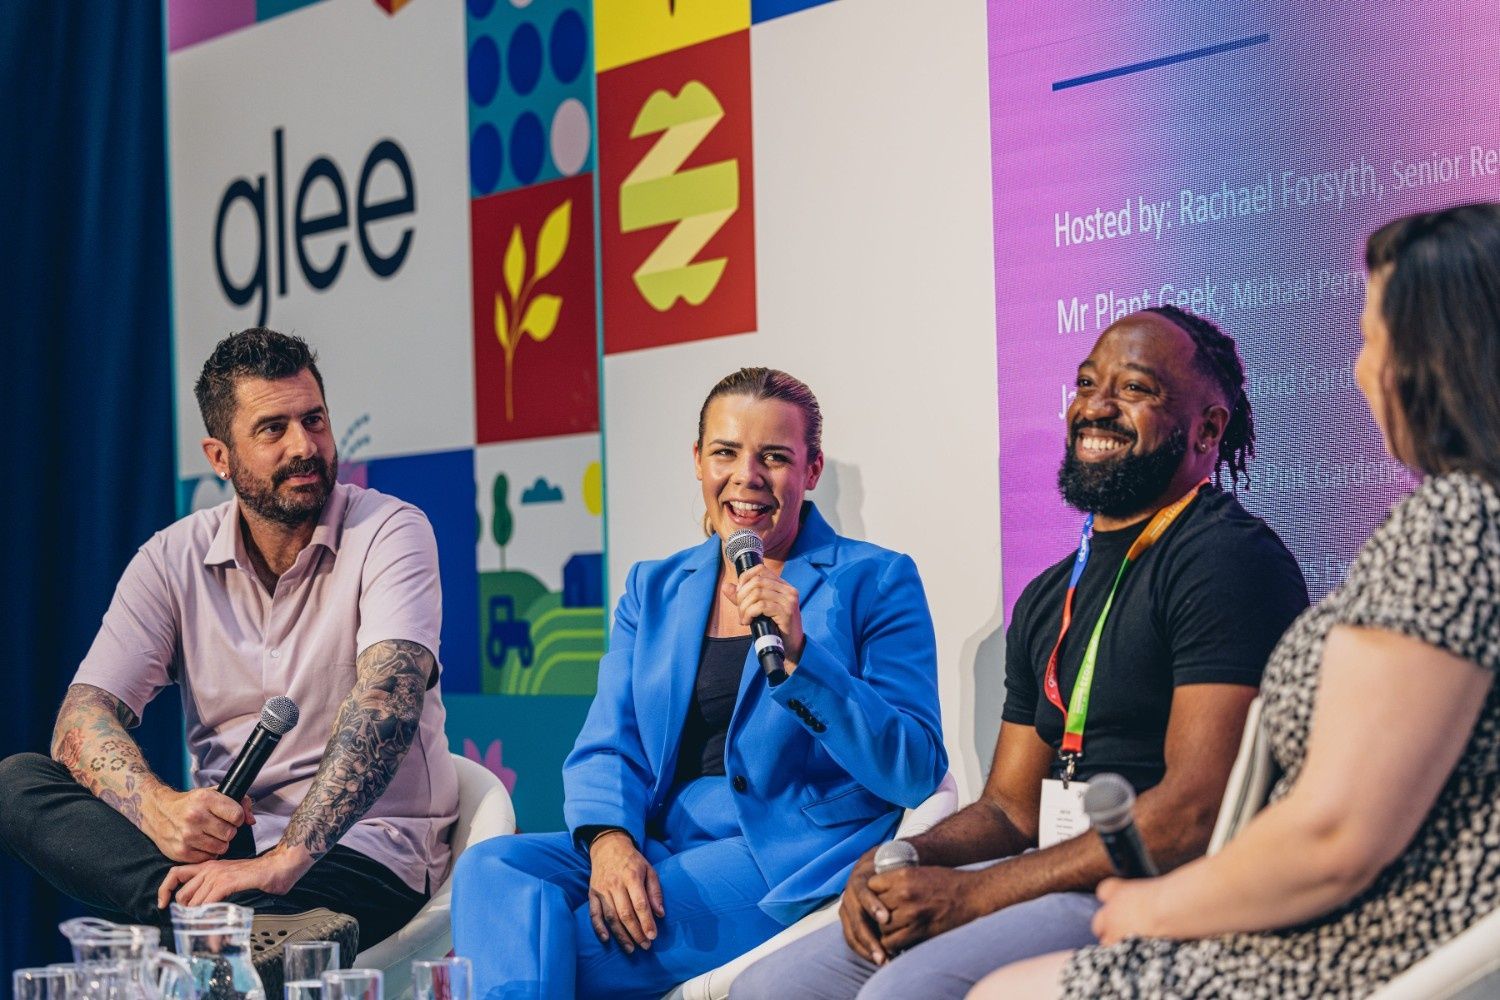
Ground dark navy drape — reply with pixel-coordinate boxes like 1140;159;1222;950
1;2;183;985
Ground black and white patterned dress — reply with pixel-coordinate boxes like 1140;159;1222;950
1061;472;1500;999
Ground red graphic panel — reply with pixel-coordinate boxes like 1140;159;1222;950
472;174;599;444
598;30;756;355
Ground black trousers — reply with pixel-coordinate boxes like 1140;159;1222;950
0;753;427;952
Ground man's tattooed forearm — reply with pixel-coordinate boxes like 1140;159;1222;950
281;640;430;857
51;684;157;827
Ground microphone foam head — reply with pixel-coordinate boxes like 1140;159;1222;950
873;839;920;874
724;528;764;564
260;696;300;736
1082;772;1135;834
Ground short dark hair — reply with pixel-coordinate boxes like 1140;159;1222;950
1144;305;1257;489
697;367;823;460
194;327;325;443
1366;202;1500;480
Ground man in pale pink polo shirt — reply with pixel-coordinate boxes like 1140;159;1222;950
0;328;458;985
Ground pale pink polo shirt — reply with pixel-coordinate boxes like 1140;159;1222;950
73;482;459;894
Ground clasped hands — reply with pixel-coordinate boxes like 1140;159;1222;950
143;786;313;908
835;847;1170;964
839;850;980;965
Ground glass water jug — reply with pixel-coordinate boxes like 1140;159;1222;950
58;918;196;1000
169;904;265;1000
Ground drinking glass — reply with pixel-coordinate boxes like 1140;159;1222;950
319;971;381;1000
283;941;340;1000
15;966;77;1000
411;959;471;1000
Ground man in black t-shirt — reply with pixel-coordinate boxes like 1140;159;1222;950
732;307;1309;1000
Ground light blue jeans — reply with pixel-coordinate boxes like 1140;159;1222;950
451;777;786;1000
731;882;1100;1000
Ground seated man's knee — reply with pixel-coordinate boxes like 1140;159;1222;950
728;952;778;999
0;752;56;790
856;957;937;1000
0;753;58;820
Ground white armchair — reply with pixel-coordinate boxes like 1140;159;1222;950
1364;906;1500;1000
662;773;961;1000
355;753;517;999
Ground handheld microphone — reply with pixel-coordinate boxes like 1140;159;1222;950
217;696;300;801
1083;773;1159;879
873;839;919;874
724;529;788;684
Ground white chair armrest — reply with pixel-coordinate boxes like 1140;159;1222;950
1366;905;1500;1000
355;755;516;998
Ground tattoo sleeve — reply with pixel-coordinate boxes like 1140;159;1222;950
280;639;431;858
51;683;161;828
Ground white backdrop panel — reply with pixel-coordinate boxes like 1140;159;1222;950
168;0;474;474
603;0;1001;795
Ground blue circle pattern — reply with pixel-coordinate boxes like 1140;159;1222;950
549;10;587;85
507;23;543;97
469;5;590;194
509;112;545;186
470;123;503;195
468;34;500;108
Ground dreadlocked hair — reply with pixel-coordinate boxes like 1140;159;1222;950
1145;305;1256;489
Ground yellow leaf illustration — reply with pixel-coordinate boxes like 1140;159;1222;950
494;292;511;351
521;294;562;342
504;225;525;301
533;200;572;283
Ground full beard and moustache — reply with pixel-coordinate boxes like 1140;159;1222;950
1057;420;1189;518
230;453;339;527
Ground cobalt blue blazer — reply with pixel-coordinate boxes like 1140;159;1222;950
563;503;948;924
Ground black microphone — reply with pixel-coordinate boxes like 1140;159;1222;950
217;696;300;801
723;529;787;684
1083;772;1159;879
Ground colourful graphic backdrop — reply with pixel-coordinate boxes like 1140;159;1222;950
988;1;1500;613
166;0;831;830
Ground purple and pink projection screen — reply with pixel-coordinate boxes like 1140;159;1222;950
989;3;1500;613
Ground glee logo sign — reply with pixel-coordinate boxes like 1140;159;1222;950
213;127;417;324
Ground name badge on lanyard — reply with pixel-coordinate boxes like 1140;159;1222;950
1041;480;1207;787
1039;777;1091;849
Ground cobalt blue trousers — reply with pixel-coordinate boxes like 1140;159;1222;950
452;777;786;1000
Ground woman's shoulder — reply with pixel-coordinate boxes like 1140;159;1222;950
624;537;719;588
1378;470;1500;552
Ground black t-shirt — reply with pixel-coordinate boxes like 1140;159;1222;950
1002;487;1309;791
674;634;753;784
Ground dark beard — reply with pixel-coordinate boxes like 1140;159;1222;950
1057;424;1188;518
230;453;338;527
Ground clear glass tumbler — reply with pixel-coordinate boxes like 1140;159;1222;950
15;966;79;1000
319;971;381;1000
411;958;471;1000
283;942;340;1000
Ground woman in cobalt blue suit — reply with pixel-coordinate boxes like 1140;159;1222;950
451;368;948;1000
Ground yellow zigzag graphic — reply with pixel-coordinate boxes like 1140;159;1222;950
619;81;739;311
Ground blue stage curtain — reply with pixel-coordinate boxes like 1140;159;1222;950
1;2;183;985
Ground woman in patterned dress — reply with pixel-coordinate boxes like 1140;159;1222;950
970;201;1500;999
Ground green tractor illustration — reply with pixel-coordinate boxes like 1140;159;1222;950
487;594;534;669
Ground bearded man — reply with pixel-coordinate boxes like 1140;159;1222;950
0;328;457;990
733;307;1310;1000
